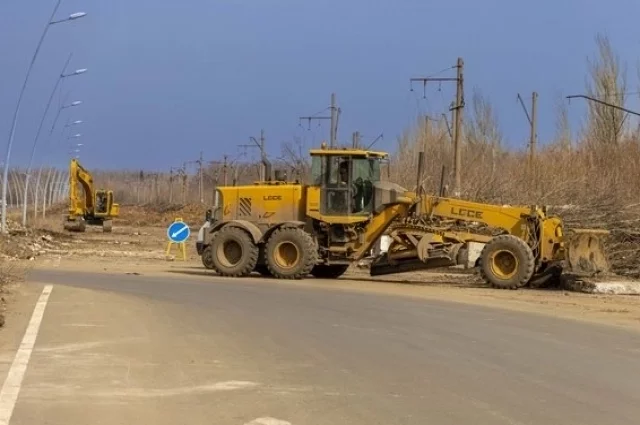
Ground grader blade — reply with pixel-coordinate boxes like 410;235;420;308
565;229;610;276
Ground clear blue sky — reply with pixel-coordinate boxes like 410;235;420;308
1;0;638;172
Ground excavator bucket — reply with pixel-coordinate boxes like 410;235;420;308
564;229;611;276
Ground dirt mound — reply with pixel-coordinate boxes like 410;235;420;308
115;203;207;227
551;203;640;278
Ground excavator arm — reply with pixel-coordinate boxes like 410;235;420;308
68;158;95;216
64;158;118;233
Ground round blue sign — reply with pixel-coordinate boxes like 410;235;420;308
167;221;191;243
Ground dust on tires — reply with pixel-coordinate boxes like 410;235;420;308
265;227;317;279
209;226;258;277
479;234;535;289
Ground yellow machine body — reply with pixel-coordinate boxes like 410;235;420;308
63;158;119;233
200;145;610;288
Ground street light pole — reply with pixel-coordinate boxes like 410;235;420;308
21;54;87;226
1;0;86;232
33;102;82;221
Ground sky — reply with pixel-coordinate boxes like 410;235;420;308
1;0;639;173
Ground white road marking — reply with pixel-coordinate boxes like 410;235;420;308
0;285;53;425
244;418;292;425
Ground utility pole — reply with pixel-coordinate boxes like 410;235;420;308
300;93;340;148
352;131;361;149
410;57;464;197
244;129;268;181
260;129;265;180
517;91;538;175
198;151;204;203
223;155;228;186
181;164;187;204
330;93;337;148
169;166;181;204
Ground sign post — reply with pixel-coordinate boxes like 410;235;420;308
166;217;190;261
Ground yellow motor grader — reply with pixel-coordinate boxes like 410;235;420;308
196;144;610;289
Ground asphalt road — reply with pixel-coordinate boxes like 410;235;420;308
3;268;640;425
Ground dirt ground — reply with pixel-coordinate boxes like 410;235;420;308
0;209;631;332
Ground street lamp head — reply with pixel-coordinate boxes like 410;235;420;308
68;12;87;20
71;101;82;106
73;120;83;125
73;68;88;75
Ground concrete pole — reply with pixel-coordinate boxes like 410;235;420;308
453;57;464;197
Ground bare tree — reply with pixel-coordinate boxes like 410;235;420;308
584;33;628;147
554;93;572;150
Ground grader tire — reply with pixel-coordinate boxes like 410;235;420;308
310;264;349;279
201;245;216;270
479;235;535;289
254;245;272;276
102;220;112;233
254;265;272;277
265;227;317;279
210;226;258;277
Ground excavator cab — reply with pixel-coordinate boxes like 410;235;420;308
94;190;115;217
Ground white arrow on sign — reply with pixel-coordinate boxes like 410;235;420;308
171;224;189;239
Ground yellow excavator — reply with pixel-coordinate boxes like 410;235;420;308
63;158;119;233
196;144;610;289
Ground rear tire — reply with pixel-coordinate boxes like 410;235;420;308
254;265;272;277
310;264;349;279
210;226;258;277
265;227;317;279
102;220;112;233
479;235;535;289
253;245;271;276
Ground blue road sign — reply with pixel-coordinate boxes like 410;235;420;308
167;221;191;243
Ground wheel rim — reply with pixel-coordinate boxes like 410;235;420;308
274;241;299;269
217;239;243;267
490;250;519;279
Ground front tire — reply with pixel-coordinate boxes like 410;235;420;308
265;227;317;279
209;226;258;277
201;245;216;270
479;235;535;289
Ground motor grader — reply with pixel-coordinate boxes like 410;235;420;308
197;144;610;289
63;158;119;233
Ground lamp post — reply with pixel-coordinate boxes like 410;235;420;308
33;102;82;220
21;55;87;226
1;0;86;232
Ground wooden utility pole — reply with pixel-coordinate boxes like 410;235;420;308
517;91;538;176
300;93;340;148
410;57;464;197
